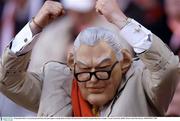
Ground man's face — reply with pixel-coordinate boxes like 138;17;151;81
74;41;123;107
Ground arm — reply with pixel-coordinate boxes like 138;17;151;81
0;48;42;112
0;1;65;112
96;0;179;114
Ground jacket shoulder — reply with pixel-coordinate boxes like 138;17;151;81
38;61;73;116
43;61;71;74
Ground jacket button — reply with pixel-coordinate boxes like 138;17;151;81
135;27;140;32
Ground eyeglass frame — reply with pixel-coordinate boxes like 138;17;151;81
74;61;119;82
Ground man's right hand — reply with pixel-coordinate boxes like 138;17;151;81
30;0;64;34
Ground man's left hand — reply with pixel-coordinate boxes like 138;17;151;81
95;0;128;29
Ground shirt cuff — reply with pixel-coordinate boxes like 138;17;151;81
10;22;39;55
120;18;152;54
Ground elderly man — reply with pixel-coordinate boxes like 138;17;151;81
0;0;179;117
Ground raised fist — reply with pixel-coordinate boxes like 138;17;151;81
32;0;65;30
95;0;127;28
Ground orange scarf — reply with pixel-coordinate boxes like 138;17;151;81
71;79;94;117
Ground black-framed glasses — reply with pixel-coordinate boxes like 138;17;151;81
74;61;119;82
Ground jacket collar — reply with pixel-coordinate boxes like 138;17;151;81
118;62;135;93
99;62;135;116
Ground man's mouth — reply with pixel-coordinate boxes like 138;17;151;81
87;87;105;93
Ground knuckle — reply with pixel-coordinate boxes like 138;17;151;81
45;0;50;5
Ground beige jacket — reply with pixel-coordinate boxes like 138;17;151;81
0;33;179;116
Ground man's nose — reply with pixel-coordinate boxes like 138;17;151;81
90;74;98;83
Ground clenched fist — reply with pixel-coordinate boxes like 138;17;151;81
30;0;65;34
95;0;128;29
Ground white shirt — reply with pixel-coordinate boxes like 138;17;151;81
10;19;152;55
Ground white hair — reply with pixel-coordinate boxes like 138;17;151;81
73;27;124;61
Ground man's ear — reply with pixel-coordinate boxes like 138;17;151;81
120;49;132;74
67;51;75;70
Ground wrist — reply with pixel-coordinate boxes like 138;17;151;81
29;17;43;35
111;12;128;29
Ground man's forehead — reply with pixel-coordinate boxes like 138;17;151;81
76;56;112;65
75;41;116;65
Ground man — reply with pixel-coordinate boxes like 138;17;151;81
0;0;179;117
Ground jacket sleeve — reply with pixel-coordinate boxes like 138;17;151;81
0;47;43;113
139;34;180;115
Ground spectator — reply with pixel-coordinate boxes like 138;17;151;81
165;0;180;56
165;0;180;116
0;0;29;55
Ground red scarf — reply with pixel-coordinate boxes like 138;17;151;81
71;79;94;117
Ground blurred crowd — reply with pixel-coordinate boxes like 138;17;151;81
0;0;180;117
